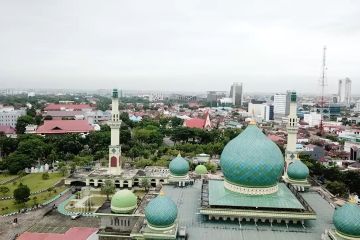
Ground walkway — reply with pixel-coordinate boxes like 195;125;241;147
0;190;72;240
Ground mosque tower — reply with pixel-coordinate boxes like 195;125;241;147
108;89;122;175
284;91;299;174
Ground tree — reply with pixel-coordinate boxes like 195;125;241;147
42;172;50;180
140;178;150;190
5;153;33;174
0;186;10;196
0;136;18;157
32;196;38;206
326;181;348;197
15;115;34;134
13;183;30;204
17;137;46;160
101;180;115;201
59;165;68;177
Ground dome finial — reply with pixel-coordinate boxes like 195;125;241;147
177;152;181;157
249;119;257;125
349;195;357;204
159;190;165;196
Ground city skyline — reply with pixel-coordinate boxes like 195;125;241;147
0;0;359;93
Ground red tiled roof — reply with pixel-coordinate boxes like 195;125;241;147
17;227;98;240
267;134;284;142
0;125;15;134
46;111;85;117
36;120;93;134
184;118;206;129
44;104;91;111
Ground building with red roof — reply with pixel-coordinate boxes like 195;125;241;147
0;125;16;137
183;112;211;129
36;120;94;135
44;103;92;112
17;227;98;240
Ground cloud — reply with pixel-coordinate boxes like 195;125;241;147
0;0;359;94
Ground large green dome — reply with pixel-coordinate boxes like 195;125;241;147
220;124;284;188
287;160;309;181
145;194;178;228
195;165;208;175
169;154;189;176
111;189;137;214
333;203;360;238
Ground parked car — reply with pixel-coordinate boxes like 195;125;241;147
71;213;81;220
178;226;188;239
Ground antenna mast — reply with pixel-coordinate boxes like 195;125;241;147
319;46;327;135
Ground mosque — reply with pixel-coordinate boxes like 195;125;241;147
68;89;360;239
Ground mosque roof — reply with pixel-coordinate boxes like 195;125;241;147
220;124;284;188
169;154;190;176
288;160;309;181
333;203;360;238
111;189;137;214
195;165;208;175
145;194;178;228
207;180;304;210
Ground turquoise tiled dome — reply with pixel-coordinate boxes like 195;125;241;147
287;160;309;180
333;203;360;238
220;124;284;188
145;194;178;228
169;154;189;176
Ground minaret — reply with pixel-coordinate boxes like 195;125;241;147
284;91;299;175
108;89;122;175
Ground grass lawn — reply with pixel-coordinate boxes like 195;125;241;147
0;174;18;184
0;185;68;215
0;173;64;197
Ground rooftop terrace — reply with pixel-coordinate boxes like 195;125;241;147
163;180;335;240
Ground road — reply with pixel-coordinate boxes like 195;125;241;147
0;190;72;240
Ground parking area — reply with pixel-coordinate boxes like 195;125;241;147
27;210;100;234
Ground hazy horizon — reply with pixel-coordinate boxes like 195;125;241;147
0;0;359;94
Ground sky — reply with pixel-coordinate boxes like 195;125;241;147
0;0;359;94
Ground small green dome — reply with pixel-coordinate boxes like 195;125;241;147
145;194;178;228
220;124;284;188
287;160;309;180
111;189;137;214
195;165;208;175
169;154;189;176
333;203;360;238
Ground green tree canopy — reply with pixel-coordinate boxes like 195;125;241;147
16;115;34;134
13;183;31;204
101;180;115;200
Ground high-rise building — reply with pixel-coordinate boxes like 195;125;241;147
338;78;352;105
108;89;122;175
264;105;274;121
229;82;243;106
206;91;227;106
273;93;286;116
273;91;291;117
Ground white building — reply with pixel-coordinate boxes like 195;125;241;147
248;101;266;120
247;101;273;122
0;107;26;128
355;100;360;112
273;92;290;117
303;112;322;127
338;78;352;105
